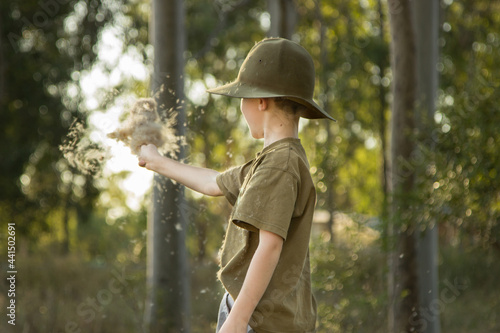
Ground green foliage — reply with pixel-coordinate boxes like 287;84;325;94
310;233;500;333
311;219;386;333
421;0;500;249
0;0;113;242
297;0;389;217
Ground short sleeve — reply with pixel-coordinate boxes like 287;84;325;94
232;168;298;240
216;161;253;206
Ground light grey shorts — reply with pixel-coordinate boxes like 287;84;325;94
216;292;255;333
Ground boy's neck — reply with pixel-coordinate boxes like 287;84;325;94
262;113;299;148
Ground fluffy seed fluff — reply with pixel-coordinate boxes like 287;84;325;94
60;120;108;176
107;98;179;156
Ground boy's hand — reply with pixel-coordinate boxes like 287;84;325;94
138;144;160;168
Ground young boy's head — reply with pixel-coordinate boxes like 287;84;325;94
207;37;336;122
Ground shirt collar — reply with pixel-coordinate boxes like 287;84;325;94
256;137;301;157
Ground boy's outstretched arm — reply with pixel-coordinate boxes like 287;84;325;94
220;229;284;333
138;144;223;197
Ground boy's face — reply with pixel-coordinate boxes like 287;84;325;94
240;98;264;139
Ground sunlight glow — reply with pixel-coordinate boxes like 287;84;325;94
79;25;154;212
88;107;153;211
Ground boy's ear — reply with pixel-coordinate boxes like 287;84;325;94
258;98;269;111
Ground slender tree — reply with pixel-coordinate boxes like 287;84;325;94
412;0;440;332
377;0;390;223
386;0;420;331
145;0;190;332
387;0;440;332
312;0;337;242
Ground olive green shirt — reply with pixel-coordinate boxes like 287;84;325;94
216;138;317;333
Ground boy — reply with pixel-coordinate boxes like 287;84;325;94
138;38;335;333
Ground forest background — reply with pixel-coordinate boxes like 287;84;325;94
0;0;499;332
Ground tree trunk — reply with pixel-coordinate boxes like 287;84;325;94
145;0;190;332
411;0;440;332
377;0;390;225
387;0;419;332
313;0;336;242
267;0;296;39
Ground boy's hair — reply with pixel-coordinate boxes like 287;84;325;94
273;97;308;117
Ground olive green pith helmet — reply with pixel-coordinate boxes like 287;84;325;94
207;38;336;121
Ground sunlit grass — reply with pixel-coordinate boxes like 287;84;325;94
1;232;498;332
